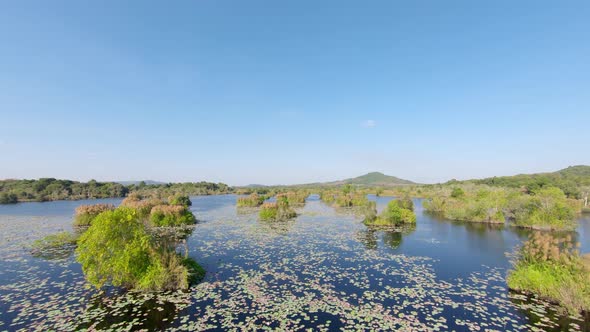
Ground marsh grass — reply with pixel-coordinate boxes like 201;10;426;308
121;195;164;218
73;204;115;226
237;193;266;208
282;191;308;205
259;196;297;221
508;232;590;314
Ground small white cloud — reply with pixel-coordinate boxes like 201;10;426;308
361;120;377;128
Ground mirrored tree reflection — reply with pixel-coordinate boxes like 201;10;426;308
356;224;416;250
76;290;192;331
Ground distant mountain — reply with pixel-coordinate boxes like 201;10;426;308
325;172;416;186
115;180;166;186
244;184;269;188
240;172;416;188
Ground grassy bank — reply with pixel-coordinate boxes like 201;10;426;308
507;233;590;314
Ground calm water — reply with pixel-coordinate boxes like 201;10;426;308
0;195;589;331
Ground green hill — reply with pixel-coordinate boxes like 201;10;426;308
324;172;415;187
467;165;590;198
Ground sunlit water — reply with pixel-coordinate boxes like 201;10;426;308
0;195;589;331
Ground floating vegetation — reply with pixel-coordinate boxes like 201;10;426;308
73;203;115;226
30;231;78;260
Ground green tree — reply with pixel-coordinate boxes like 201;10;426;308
451;187;465;198
76;207;197;291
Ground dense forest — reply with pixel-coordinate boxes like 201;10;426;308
0;178;233;204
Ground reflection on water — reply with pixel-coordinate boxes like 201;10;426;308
356;224;417;250
0;195;589;331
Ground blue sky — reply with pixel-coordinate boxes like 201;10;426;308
1;1;589;185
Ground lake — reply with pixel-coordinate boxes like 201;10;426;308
0;194;589;331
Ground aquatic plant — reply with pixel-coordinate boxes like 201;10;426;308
183;256;206;284
73;203;115;226
259;196;297;221
237;193;266;208
31;231;78;260
319;190;336;204
507;232;590;314
76;207;202;291
333;193;370;208
149;204;196;227
281;191;308;205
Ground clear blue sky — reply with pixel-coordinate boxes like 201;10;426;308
1;1;589;185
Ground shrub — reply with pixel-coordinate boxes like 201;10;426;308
507;233;590;314
0;192;18;204
451;187;465;198
366;199;416;226
319;191;336;204
168;194;192;207
394;195;414;211
423;196;445;212
511;187;576;230
149;205;196;227
424;188;507;224
76;207;200;291
73;204;115;226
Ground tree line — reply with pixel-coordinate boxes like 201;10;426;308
0;178;233;204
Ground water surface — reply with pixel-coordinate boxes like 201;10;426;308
0;195;588;331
